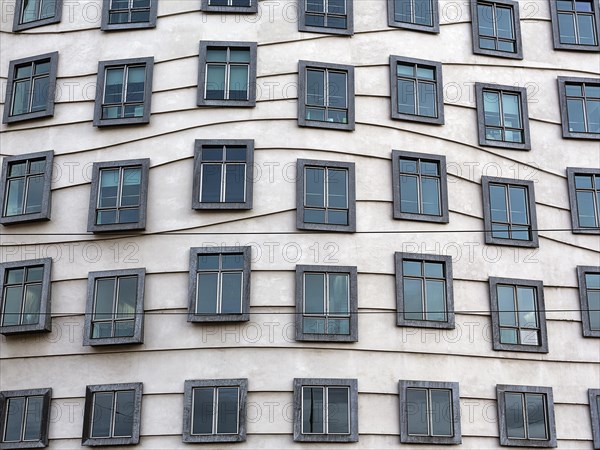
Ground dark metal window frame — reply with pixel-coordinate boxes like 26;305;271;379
470;0;523;59
567;167;600;234
0;388;52;449
13;0;62;31
577;265;600;337
100;0;158;31
298;0;354;35
387;0;439;32
558;76;600;140
549;0;600;51
589;388;600;449
201;0;257;13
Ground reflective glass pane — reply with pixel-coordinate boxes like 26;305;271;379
327;169;347;208
395;0;411;23
31;76;49;112
91;392;113;438
498;285;516;326
118;208;139;224
403;260;422;277
587;290;600;330
586;99;600;132
558;13;577;43
421;161;438;176
206;48;227;62
221;272;242;314
224;164;245;202
328;72;347;108
477;4;494;36
5;178;25;216
197;273;218;314
404;278;423;320
8;162;27;177
509;187;528;225
520;328;539;346
496;6;514;39
421;177;440;215
574;174;593;188
517;287;537;328
230;49;250;63
327;15;346;29
566;83;583;96
305;168;325;208
222;254;244;270
203;147;223;161
24;396;43;441
33;61;49;75
431;389;452;437
328;274;349;314
217;388;239;434
114;320;134;337
26;267;43;282
226;147;246;161
586;273;600;289
121;168;141;207
398;79;416;115
109;11;129;23
577;14;597;45
557;1;573;11
304;209;326;223
114;390;134;437
125;67;145;103
328;0;345;14
306;70;325;106
425;279;446;321
327;209;348;225
94;279;115;321
24;175;44;214
116;276;137;318
229;65;249;100
502;94;521;128
206;65;226;100
305;13;325;27
96;210;117;225
99;170;119;208
505;393;525;439
198;254;219;270
192;388;214;434
397;63;414;77
21;0;40;22
2;286;22;326
418;82;436;117
5;397;25;442
201;164;222;203
104;68;124;104
15;64;32;79
424;262;443;278
306;107;325;122
400;159;418;174
586;85;600;98
302;387;324;433
567;98;586;132
400;175;419;213
305;273;325;314
483;91;501;126
414;0;432;26
22;284;42;325
406;388;428;435
489;185;508;222
576;191;597;227
92;322;112;338
306;0;324;12
500;328;518;344
12;80;31;115
327;318;349;334
327;387;349;434
526;394;547;439
304;317;325;334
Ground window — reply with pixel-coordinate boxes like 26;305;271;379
387;0;439;32
589;389;600;450
3;52;58;124
0;258;51;335
197;41;257;107
482;176;538;247
182;379;247;443
192;140;254;210
83;268;145;346
550;0;600;51
471;0;523;59
93;57;154;127
13;0;61;31
298;0;353;35
567;167;600;233
0;388;51;449
558;77;600;139
496;385;557;447
296;159;356;232
577;266;600;337
101;0;158;30
82;383;142;446
0;151;53;225
293;378;358;442
295;265;358;342
391;150;449;223
488;277;548;353
395;252;454;329
87;159;149;233
298;61;355;131
398;380;461;445
201;0;257;13
389;56;444;124
188;247;251;322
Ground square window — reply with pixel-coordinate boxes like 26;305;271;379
93;57;154;127
489;277;548;353
482;176;539;247
83;268;145;346
0;151;53;225
567;167;600;233
188;246;251;322
0;388;52;449
293;378;358;442
101;0;158;30
391;150;449;222
0;258;52;335
87;159;150;233
471;0;523;59
558;77;600;139
395;252;455;329
197;41;257;107
182;379;248;443
192;140;254;210
13;0;62;31
577;266;600;337
589;389;600;450
496;385;557;447
2;52;59;124
298;0;353;35
390;56;444;124
201;0;257;13
296;159;356;232
82;383;142;446
550;0;600;51
387;0;439;32
298;61;355;131
398;380;461;445
295;265;358;342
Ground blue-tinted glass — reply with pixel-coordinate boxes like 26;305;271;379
502;94;521;128
327;169;347;208
31;76;49;112
125;67;145;103
498;285;516;327
508;187;528;225
489;185;508;222
586;99;599;132
2;286;23;326
206;49;227;62
414;0;432;26
201;164;222;203
578;12;596;44
395;0;411;23
328;274;349;314
483;91;501;126
197;273;218;314
418;82;436;117
406;389;428;435
104;68;124;104
192;388;214;434
216;388;239;434
327;15;346;28
198;255;219;271
306;0;324;12
576;191;597;227
478;4;494;36
403;260;421;276
404;278;423;320
306;70;325;106
588;290;600;330
206;65;226;100
398;79;416;115
221;254;244;270
94;278;115;321
22;284;42;325
558;13;577;43
400;175;419;213
24;176;43;214
496;6;514;39
328;72;347;108
421;177;440;215
229;65;248;100
5;178;25;216
305;168;325;208
425;280;445;321
305;273;324;314
121;168;141;207
586;273;600;289
221;272;242;314
517;287;537;328
116;277;137;319
328;0;345;14
99;169;119;208
567;98;586;132
302;387;324;433
400;159;418;173
21;0;40;22
12;80;31;116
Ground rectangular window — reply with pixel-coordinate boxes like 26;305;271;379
388;0;439;32
183;379;247;443
589;389;600;449
471;0;523;59
101;0;157;30
202;0;257;13
3;52;58;124
558;77;600;139
293;378;358;442
0;388;52;448
489;277;548;353
567;167;600;233
577;266;600;337
550;0;600;51
13;0;61;31
299;0;353;35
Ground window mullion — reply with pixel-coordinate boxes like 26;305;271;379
324;168;330;222
324;387;329;435
217;271;223;314
225;48;231;101
421;274;427;320
213;388;219;434
122;67;129;116
220;162;227;203
110;392;117;438
324;274;329;330
112;277;120;337
116;168;125;223
504;185;512;234
21;173;32;215
27;71;35;114
18;278;27;325
426;389;433;437
582;89;590;132
324;70;330;116
522;393;529;439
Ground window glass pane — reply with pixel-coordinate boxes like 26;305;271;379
7;268;25;284
502;94;521;128
121;168;141;207
23;396;43;441
327;209;348;225
588;290;600;330
304;317;326;334
92;322;112;338
104;68;124;104
229;65;249;100
116;277;137;318
305;168;325;208
557;0;573;10
226;147;246;161
403;260;421;277
500;328;518;344
397;63;414;77
99;170;119;208
505;393;525;439
526;394;547;439
207;48;227;62
118;208;139;224
206;65;226;100
221;272;242;314
111;0;129;9
130;10;150;22
306;13;326;27
125;67;145;103
431;389;452;436
113;390;134;437
327;387;349;434
577;14;597;45
328;274;349;314
328;0;345;14
575;174;593;188
198;254;219;270
327;109;347;124
576;0;593;12
305;273;325;314
24;175;44;214
114;320;134;337
483;91;501;126
21;0;40;22
132;0;150;9
400;175;419;213
576;191;597;227
216;388;239;434
8;162;27;177
517;287;537;328
406;388;428;435
398;79;416;115
558;13;577;43
31;76;49;112
425;279;446;321
91;392;113;438
414;0;432;25
566;83;583;96
230;49;250;63
200;164;222;203
586;99;600;132
400;158;418;174
22;284;42;325
327;317;349;334
418;82;436;117
306;70;325;106
567;98;586;132
496;6;514;39
477;4;495;36
302;387;324;433
12;80;31;116
328;72;347;108
109;11;129;23
327;16;347;29
5;397;25;442
586;85;600;98
306;0;324;12
27;267;43;282
327;169;347;208
222;254;244;270
424;262;443;278
509;187;528;225
586;273;600;289
421;177;440;215
2;286;23;326
489;185;508;222
224;164;245;203
395;0;411;23
94;278;115;320
404;278;423;320
197;273;218;314
498;285;516;326
5;178;25;216
192;388;214;434
304;209;326;223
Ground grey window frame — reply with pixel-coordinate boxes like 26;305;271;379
475;83;531;150
577;265;600;337
298;0;353;35
13;0;62;31
391;150;449;223
296;159;356;232
93;57;154;127
201;0;257;13
398;380;461;445
395;252;455;329
496;384;557;448
481;176;539;247
293;378;358;443
471;0;523;59
295;264;358;342
0;388;52;449
589;389;600;450
389;55;444;124
100;0;158;31
0;151;53;225
488;277;548;353
387;0;439;32
182;379;248;443
81;383;142;447
298;60;355;131
2;52;58;125
550;0;600;51
196;41;258;107
187;246;251;323
83;268;145;346
558;76;600;139
0;258;52;336
86;159;150;233
192;139;254;210
567;167;600;234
